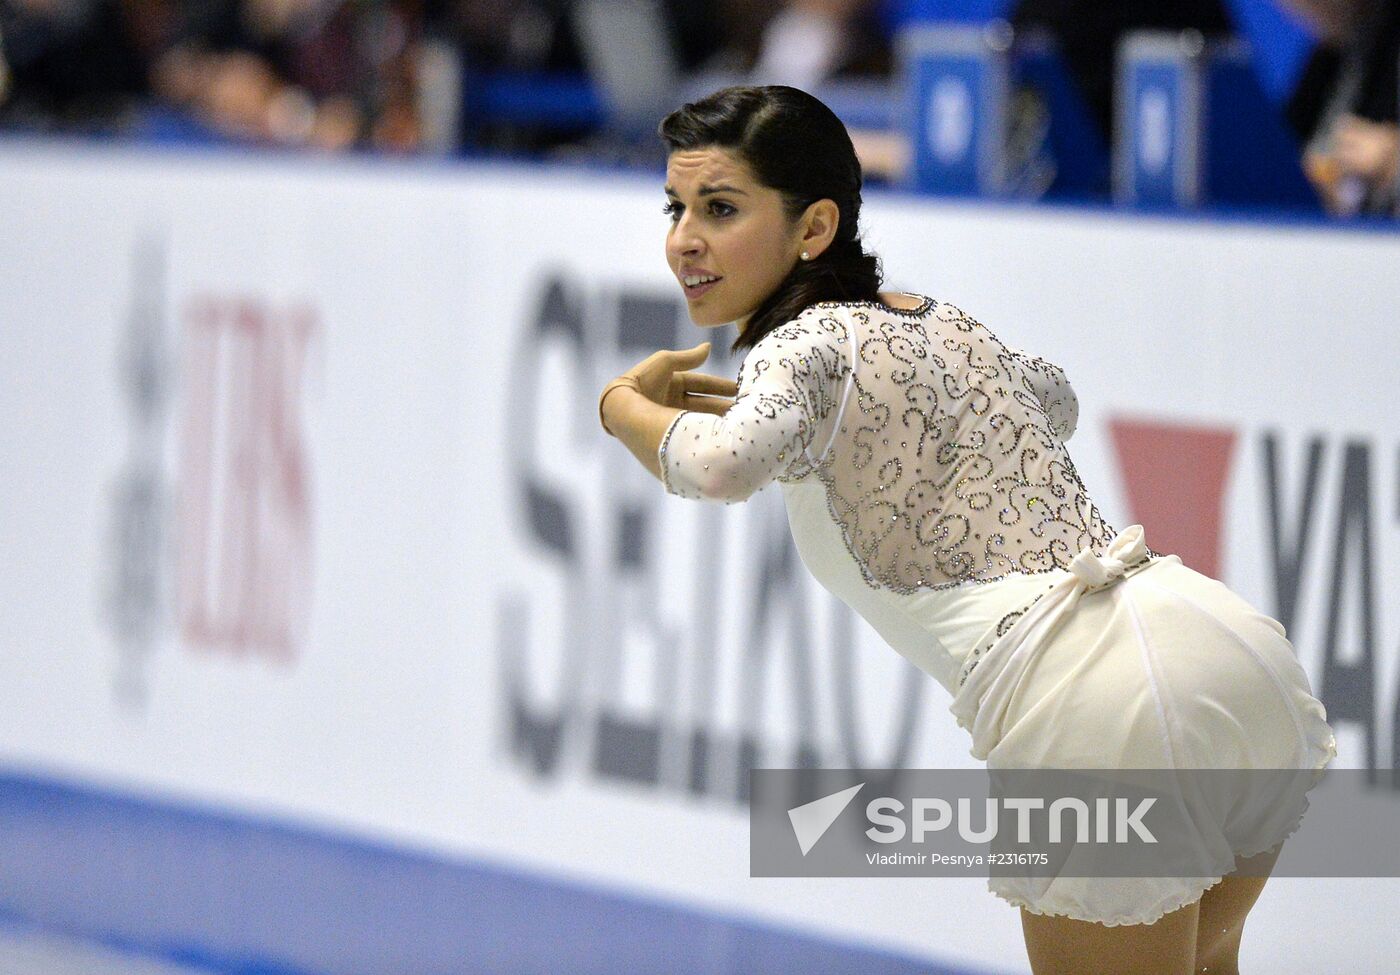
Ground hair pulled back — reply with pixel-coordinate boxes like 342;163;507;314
657;85;883;354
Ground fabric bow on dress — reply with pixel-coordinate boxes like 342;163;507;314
949;525;1154;761
1068;528;1145;589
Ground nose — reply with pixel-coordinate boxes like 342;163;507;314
667;209;705;262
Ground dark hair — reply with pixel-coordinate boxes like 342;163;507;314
657;85;883;355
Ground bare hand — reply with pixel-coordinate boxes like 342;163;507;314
1331;114;1400;184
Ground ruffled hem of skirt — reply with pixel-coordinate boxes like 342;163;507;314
994;727;1339;927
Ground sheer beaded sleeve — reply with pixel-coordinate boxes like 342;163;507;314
1008;347;1079;441
658;312;852;504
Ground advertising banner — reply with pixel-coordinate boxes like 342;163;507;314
1;140;1397;974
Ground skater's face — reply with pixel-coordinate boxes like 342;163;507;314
663;146;827;334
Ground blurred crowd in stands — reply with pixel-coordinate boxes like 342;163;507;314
0;0;1396;214
0;0;428;151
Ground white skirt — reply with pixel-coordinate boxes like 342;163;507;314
948;525;1337;926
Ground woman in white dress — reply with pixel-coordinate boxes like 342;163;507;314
597;84;1335;975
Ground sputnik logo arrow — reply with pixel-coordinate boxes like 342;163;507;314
787;782;864;856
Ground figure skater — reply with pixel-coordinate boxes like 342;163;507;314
596;85;1336;975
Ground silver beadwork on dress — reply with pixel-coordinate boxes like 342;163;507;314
658;295;1153;593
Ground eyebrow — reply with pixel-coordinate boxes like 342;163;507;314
663;184;748;197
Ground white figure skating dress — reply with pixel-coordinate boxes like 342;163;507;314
657;294;1336;925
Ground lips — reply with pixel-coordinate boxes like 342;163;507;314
682;275;722;299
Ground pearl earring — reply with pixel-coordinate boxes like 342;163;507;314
800;251;811;261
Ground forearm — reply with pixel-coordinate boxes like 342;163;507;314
603;385;685;484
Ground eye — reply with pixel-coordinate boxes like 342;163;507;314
661;200;735;221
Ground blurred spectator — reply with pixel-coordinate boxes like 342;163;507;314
476;1;893;161
1283;0;1400;214
149;0;427;152
1010;0;1235;151
0;0;437;152
448;0;584;73
0;0;153;127
447;1;617;154
0;0;906;156
747;0;890;89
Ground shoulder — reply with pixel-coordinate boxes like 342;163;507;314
803;294;965;330
748;304;852;356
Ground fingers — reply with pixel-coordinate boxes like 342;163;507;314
677;370;739;396
672;341;711;363
1328;117;1400;179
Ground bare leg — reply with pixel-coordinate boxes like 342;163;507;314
1020;898;1199;975
1192;842;1283;975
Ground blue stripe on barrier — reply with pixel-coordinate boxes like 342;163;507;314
0;767;1010;975
472;72;608;129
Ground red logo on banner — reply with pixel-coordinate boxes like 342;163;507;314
1107;417;1238;579
177;296;319;661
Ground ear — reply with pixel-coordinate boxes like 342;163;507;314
797;199;840;259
